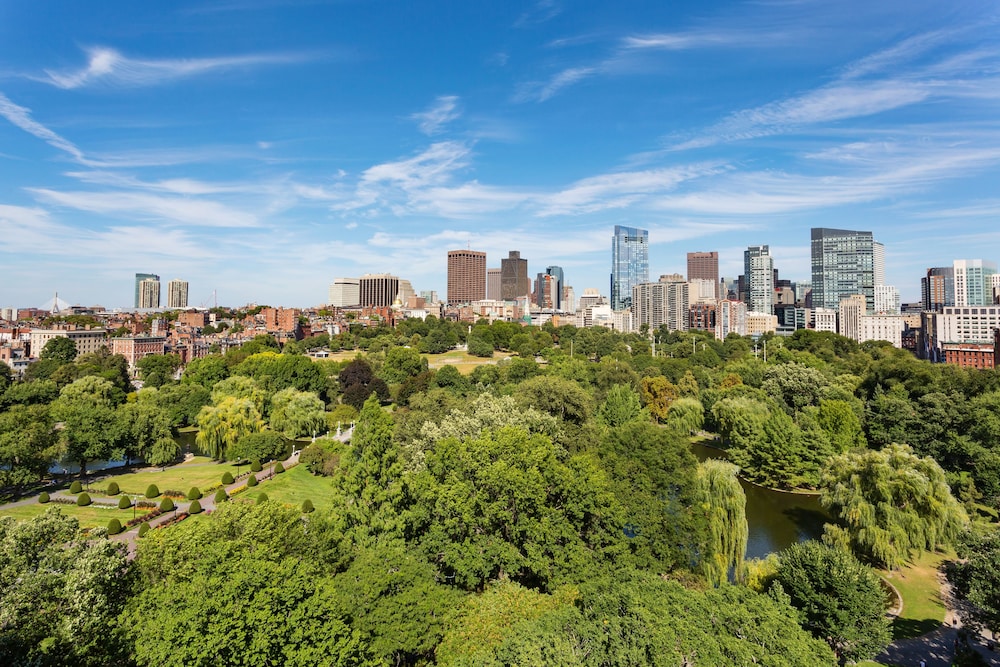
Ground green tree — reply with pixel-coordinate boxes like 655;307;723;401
181;354;230;388
664;396;705;434
0;404;59;486
230;430;287;463
40;336;78;364
136;353;182;388
117;400;179;467
774;540;891;663
466;325;495;357
951;527;1000;635
233;351;327;395
379;346;428;384
595;383;643;427
695;459;748;586
210;375;269;415
762;363;831;412
816;399;866;452
195;396;265;460
820;444;968;569
50;376;122;475
269;387;325;438
515;375;592;426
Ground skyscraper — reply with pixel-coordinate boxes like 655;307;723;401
611;225;649;311
744;245;774;315
545;266;564;309
358;274;400;307
167;279;189;308
811;228;876;313
134;273;158;308
486;268;501;301
446;249;487;305
921;267;954;312
138;277;161;309
954;259;998;306
329;278;361;307
687;251;720;299
500;251;530;301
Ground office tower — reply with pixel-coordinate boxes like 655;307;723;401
500;251;530;301
134;273;158;308
535;273;559;309
396;280;416;305
874;285;900;315
811;228;876;313
447;249;487;306
873;242;886;287
562;285;576;313
687;251;720;299
329;278;361;307
744;245;774;315
611;225;649;311
632;277;689;333
486;268;501;301
838;294;866;342
419;290;439;303
545;266;564;309
358;274;400;308
921;268;954;312
953;259;998;307
138;278;161;309
166;279;189;308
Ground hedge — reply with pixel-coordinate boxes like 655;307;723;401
107;481;120;496
274;462;285;474
187;487;202;500
77;492;91;507
107;518;122;535
188;499;203;514
214;488;228;503
159;497;174;512
69;480;82;494
118;496;132;510
138;522;150;538
38;492;49;504
257;493;269;503
221;471;234;485
246;475;258;488
145;484;160;499
301;499;314;513
251;459;262;473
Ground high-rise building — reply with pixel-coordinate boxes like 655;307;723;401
329;278;361;307
921;267;954;312
687;251;720;299
447;249;487;306
545;266;564;310
534;273;559;309
838;294;867;342
953;259;998;307
486;268;502;301
874;285;900;315
611;225;649;311
166;279;189;308
138;278;160;309
632;276;689;333
873;241;886;287
358;274;400;308
134;273;158;308
562;285;576;313
500;251;530;301
744;245;774;315
811;228;877;313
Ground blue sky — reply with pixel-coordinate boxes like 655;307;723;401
1;0;999;309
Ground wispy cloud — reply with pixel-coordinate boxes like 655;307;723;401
35;46;310;89
0;92;87;162
514;0;561;28
411;96;461;135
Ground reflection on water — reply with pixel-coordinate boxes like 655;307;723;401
690;441;830;559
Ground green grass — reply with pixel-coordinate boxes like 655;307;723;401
0;501;153;530
96;457;248;496
243;464;337;511
881;549;951;640
318;348;501;375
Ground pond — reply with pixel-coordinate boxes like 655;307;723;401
690;440;830;560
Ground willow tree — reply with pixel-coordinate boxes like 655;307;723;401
695;459;748;586
195;397;264;460
820;443;968;569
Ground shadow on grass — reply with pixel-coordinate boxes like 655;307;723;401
892;617;942;641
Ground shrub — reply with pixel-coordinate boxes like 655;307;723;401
246;475;258;488
214;488;228;503
145;484;160;498
159;497;174;512
107;518;122;535
221;471;234;485
69;480;82;494
187;487;202;500
274;462;285;474
301;498;314;513
118;495;132;510
138;522;150;538
77;492;91;507
257;493;269;503
38;491;49;504
188;499;203;514
250;459;262;473
107;481;120;496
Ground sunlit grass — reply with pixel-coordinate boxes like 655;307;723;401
881;549;951;640
98;457;248;496
243;464;337;512
0;501;153;530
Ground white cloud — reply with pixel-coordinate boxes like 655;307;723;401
411;96;461;135
36;46;310;89
0;92;87;162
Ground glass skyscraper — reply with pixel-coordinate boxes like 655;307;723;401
611;225;649;311
810;228;876;313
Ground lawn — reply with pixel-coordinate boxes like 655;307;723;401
97;457;248;496
246;464;337;512
881;549;951;640
0;501;153;530
317;348;502;375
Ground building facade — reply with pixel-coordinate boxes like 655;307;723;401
838;294;867;342
110;335;168;378
328;278;361;307
874;284;900;315
687;251;720;299
167;279;189;308
446;249;487;306
954;259;998;307
358;274;400;308
610;225;649;311
138;278;161;309
921;267;955;312
811;228;876;313
29;328;107;359
744;245;774;315
500;251;531;301
134;273;158;309
486;268;501;301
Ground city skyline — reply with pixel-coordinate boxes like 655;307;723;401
2;1;1000;308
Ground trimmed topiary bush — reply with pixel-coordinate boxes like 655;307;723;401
69;480;82;494
77;492;91;507
246;475;258;488
138;522;150;538
159;497;174;512
107;518;122;535
301;498;314;513
274;462;285;474
188;499;203;514
38;491;49;504
257;493;268;503
221;471;234;485
145;484;160;498
187;486;202;500
214;488;228;503
107;481;120;496
118;495;132;510
250;459;262;473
